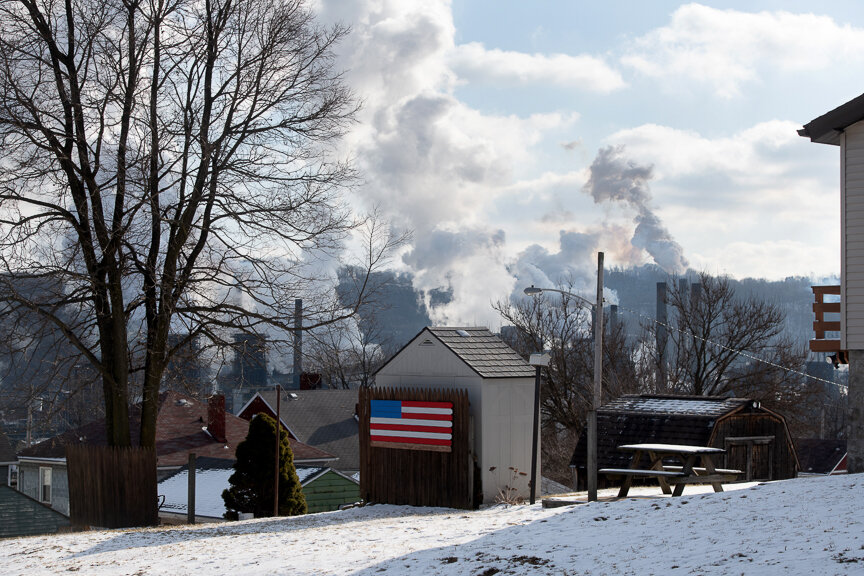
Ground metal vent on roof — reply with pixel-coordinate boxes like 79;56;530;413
456;329;471;337
289;393;298;399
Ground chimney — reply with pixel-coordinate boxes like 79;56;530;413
207;394;227;442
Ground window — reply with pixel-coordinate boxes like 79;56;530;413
39;466;52;504
7;464;17;489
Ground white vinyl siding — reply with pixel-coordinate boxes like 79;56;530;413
843;121;864;349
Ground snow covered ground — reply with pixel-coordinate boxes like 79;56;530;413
2;474;863;575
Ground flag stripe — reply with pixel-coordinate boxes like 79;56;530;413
371;423;453;434
370;417;452;428
370;435;451;446
402;406;452;415
369;429;451;440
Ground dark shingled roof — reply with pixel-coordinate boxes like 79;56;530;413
252;389;360;472
570;395;751;471
0;485;71;538
426;327;535;379
795;438;847;475
17;391;334;467
799;91;864;146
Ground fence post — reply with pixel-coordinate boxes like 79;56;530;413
187;453;196;524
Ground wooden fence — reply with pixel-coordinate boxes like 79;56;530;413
66;445;158;528
359;387;474;509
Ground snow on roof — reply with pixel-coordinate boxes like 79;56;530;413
600;395;749;417
158;465;330;518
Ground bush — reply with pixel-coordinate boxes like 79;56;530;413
223;413;306;518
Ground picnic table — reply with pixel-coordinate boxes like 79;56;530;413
599;443;742;498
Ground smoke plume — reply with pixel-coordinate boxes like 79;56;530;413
584;145;688;274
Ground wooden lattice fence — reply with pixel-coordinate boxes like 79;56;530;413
359;387;474;509
66;445;158;528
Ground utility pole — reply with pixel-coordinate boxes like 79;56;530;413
587;251;604;502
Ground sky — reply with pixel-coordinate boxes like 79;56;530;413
3;474;864;575
310;1;864;326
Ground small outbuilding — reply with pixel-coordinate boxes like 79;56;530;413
570;394;799;489
374;327;537;504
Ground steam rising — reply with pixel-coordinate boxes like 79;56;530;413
584;145;688;274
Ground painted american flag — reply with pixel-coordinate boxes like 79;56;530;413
369;399;453;452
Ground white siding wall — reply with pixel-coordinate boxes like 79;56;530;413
481;379;538;502
843;121;864;349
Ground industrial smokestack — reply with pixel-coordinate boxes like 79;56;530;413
656;282;668;393
293;299;302;388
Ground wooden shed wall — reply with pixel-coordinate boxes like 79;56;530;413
709;413;798;480
303;471;360;513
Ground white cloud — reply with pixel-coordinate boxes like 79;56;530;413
622;3;864;98
451;42;626;93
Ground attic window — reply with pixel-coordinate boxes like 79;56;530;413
456;329;470;337
419;338;435;346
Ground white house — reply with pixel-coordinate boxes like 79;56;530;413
800;91;864;473
374;327;538;503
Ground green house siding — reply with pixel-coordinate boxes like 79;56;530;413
302;471;360;513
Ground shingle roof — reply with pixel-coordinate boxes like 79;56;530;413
0;485;71;538
426;327;535;379
17;391;334;467
253;389;359;472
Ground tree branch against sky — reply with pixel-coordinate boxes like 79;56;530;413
0;0;397;448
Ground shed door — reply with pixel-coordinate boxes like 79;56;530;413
724;436;775;481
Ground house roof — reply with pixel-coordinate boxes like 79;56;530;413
243;389;359;472
795;438;847;475
17;391;334;468
157;456;355;518
0;485;71;538
799;91;864;146
377;326;534;379
0;426;16;464
570;394;753;470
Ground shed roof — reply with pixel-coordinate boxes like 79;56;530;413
17;391;334;467
243;389;360;472
799;91;864;146
379;327;534;379
570;395;753;471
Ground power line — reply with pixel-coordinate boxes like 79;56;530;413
613;302;847;392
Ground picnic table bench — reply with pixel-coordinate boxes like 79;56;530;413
599;443;743;498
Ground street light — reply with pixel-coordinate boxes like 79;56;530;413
523;251;605;502
528;352;550;505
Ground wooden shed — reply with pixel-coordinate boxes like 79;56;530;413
570;395;799;489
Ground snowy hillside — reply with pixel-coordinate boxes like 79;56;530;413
2;475;863;575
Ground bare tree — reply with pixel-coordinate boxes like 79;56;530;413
639;273;817;434
0;0;399;448
495;281;640;433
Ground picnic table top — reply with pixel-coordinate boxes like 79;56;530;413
618;443;726;455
